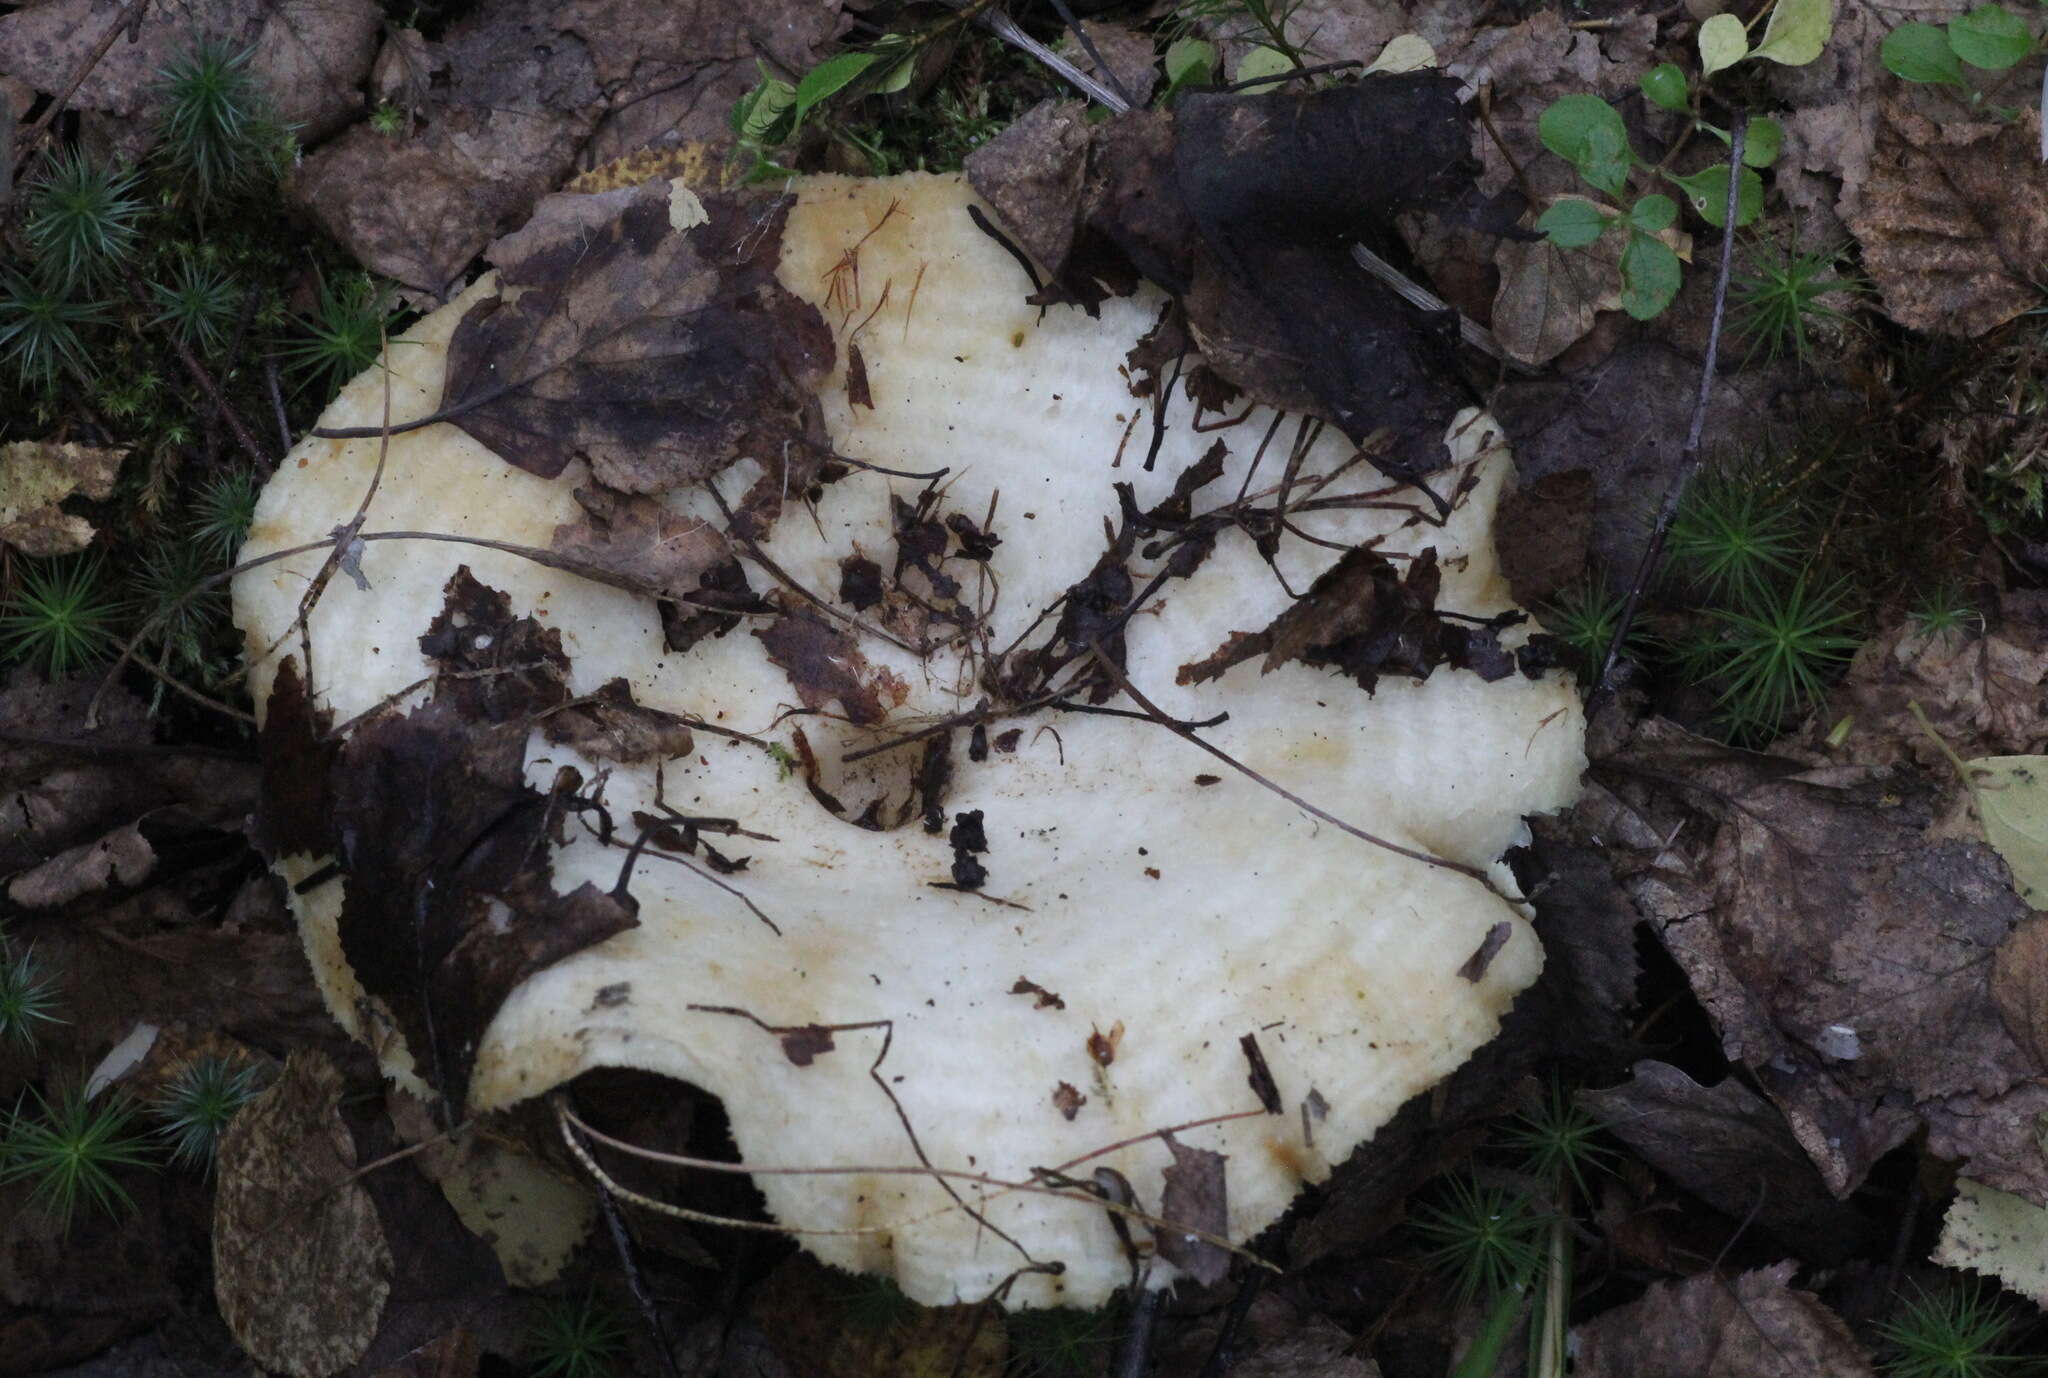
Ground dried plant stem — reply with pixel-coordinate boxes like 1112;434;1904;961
1594;112;1747;700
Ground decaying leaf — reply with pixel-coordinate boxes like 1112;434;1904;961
1965;755;2048;905
1991;914;2048;1070
546;485;731;602
1847;99;2048;337
1155;1136;1231;1286
5;821;154;909
1579;1062;1875;1261
1820;598;2048;767
296;569;641;1112
436;179;834;490
385;1091;594;1287
215;1050;393;1378
0;440;123;557
971;77;1491;482
1574;1262;1873;1378
1934;1177;2048;1306
1606;719;2037;1196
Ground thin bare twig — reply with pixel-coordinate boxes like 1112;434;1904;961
1594;111;1748;700
10;0;150;176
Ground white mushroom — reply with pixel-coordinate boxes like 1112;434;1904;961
233;171;1584;1309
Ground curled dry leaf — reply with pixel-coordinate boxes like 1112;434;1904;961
214;1050;393;1378
0;441;123;558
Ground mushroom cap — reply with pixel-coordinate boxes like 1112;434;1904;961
233;172;1584;1308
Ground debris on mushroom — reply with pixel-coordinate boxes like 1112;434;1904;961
233;170;1585;1308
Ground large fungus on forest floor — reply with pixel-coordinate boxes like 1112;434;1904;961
233;169;1584;1308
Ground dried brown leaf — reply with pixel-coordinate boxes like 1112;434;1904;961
440;181;833;490
1579;1062;1875;1261
1156;1136;1231;1287
547;485;731;601
1848;101;2048;338
5;822;154;909
215;1050;393;1378
1574;1262;1872;1378
0;441;123;557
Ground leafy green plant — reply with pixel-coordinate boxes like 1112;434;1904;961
0;932;63;1050
0;555;125;678
1873;1280;2041;1378
0;1084;155;1227
155;1057;262;1171
368;102;406;137
278;270;397;395
24;149;146;289
191;469;261;562
1008;1304;1115;1378
154;39;293;206
525;1292;630;1378
1731;240;1864;365
1531;0;1833;320
1667;469;1805;602
1882;5;2043;112
0;267;109;392
149;255;242;355
1683;575;1862;737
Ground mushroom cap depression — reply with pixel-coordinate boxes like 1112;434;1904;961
233;172;1584;1308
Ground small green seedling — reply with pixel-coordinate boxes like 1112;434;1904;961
1873;1279;2039;1378
1532;0;1833;320
1731;240;1864;366
0;1084;155;1227
24;149;145;290
149;255;243;355
1910;581;1984;637
525;1291;630;1378
191;469;261;562
278;270;400;396
1667;468;1805;603
0;932;63;1050
0;555;125;678
155;1057;263;1171
1882;5;2043;114
0;267;109;392
1541;578;1646;679
1685;575;1862;738
154;39;295;207
1008;1304;1116;1378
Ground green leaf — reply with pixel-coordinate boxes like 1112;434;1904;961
1699;13;1750;74
870;35;917;95
1236;45;1295;86
1620;232;1682;319
1640;62;1690;111
1968;756;2048;904
1668;163;1764;227
1948;4;2035;69
1753;0;1835;65
1743;115;1784;167
1165;37;1217;86
1629;193;1678;232
736;71;797;143
1540;94;1632;193
794;51;878;121
1881;22;1967;85
1535;198;1611;247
